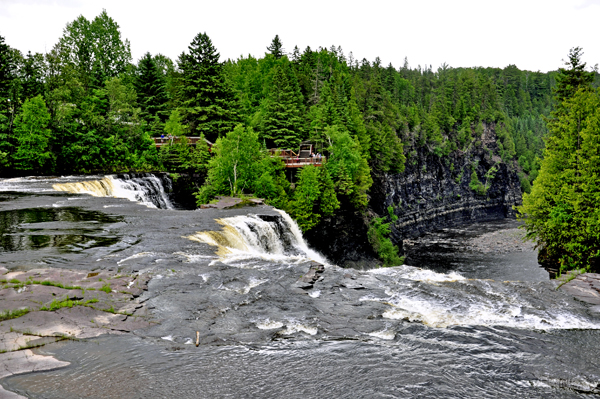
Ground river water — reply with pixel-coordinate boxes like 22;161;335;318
1;175;600;398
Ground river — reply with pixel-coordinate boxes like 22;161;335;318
1;174;599;398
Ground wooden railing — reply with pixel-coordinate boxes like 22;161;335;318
280;156;325;168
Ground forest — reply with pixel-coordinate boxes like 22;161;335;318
1;11;599;272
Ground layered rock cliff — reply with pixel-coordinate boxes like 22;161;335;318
305;123;523;268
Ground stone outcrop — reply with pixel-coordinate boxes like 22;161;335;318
306;123;523;267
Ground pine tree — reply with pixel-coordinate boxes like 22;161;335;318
20;51;46;100
261;64;303;149
135;52;168;131
179;32;240;140
267;35;284;59
554;47;594;106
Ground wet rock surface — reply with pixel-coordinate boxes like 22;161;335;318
2;176;600;398
559;273;600;307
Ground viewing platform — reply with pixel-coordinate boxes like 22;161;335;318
269;147;325;168
153;137;324;168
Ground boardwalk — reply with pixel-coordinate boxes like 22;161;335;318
268;149;325;168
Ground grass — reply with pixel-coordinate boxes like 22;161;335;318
1;278;83;291
0;308;30;321
99;283;112;293
40;298;98;311
556;268;586;290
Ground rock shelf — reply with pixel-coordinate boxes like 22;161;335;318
0;265;154;398
558;272;600;309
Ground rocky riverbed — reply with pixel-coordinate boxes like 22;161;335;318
2;176;600;398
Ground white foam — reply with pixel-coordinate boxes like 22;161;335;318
308;290;321;298
368;329;396;340
187;210;329;267
373;291;600;330
256;319;285;330
369;264;466;282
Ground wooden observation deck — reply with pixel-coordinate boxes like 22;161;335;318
153;137;323;168
269;143;325;168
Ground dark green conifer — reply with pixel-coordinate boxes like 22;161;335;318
135;52;168;131
179;32;240;140
554;47;594;106
261;64;303;149
267;35;284;59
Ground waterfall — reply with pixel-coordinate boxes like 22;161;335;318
186;210;328;265
52;173;174;209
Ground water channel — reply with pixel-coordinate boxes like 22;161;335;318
1;175;599;398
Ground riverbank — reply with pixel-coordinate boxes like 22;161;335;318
558;272;600;311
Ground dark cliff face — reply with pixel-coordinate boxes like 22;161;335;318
306;123;523;268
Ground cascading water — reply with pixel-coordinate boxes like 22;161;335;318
52;173;175;209
186;209;328;265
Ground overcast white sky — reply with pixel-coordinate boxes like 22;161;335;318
1;0;599;73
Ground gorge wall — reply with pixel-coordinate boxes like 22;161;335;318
305;123;523;268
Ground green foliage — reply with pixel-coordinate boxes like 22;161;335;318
195;125;289;206
40;298;99;311
158;111;210;175
135;52;168;131
178;32;240;140
324;125;372;208
289;165;340;232
0;308;29;321
554;47;595;107
519;88;600;274
100;282;112;293
12;95;53;171
53;10;131;91
368;206;403;266
267;35;285;59
200;124;262;197
260;63;304;149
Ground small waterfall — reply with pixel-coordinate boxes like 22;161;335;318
52;173;174;209
187;210;328;265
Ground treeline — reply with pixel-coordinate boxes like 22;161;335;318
519;48;600;275
2;11;596;265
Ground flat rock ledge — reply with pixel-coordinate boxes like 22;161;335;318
199;196;264;209
558;272;600;311
0;266;155;398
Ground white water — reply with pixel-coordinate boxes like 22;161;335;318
186;210;329;266
363;265;600;330
51;174;174;209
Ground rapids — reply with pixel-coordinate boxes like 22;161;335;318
1;174;600;398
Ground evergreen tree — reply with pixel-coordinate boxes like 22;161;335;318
261;64;303;148
520;88;600;274
267;35;284;59
554;47;594;106
135;52;168;132
179;32;240;140
20;51;46;100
